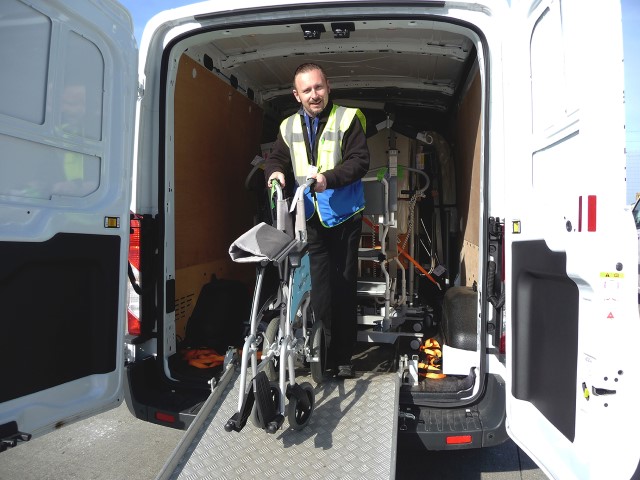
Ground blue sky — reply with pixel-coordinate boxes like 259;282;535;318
621;0;640;202
120;0;189;42
119;0;640;202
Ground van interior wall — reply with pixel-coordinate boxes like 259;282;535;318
454;70;482;287
173;54;262;339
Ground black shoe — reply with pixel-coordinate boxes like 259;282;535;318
322;365;337;379
336;364;356;379
324;359;337;378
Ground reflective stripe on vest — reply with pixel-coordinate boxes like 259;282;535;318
280;105;366;227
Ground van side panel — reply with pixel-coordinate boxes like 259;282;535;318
173;55;262;336
455;70;482;287
0;233;120;403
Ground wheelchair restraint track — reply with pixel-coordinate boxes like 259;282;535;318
164;369;399;480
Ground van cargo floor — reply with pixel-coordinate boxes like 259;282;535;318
161;368;399;479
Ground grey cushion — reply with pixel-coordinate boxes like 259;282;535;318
229;222;292;263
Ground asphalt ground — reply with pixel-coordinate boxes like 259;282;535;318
0;399;547;480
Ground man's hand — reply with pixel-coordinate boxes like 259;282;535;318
268;171;285;188
309;172;327;192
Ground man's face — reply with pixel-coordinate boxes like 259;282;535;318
293;68;330;118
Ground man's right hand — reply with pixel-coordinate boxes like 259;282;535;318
268;171;285;188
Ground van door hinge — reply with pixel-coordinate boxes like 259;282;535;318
487;217;504;310
137;82;145;100
488;216;503;242
486;217;505;353
0;421;32;452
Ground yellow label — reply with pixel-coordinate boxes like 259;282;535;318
512;220;521;234
104;217;120;228
600;272;624;279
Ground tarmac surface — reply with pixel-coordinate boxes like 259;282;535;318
0;399;547;480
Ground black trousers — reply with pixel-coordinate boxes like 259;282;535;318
306;212;362;367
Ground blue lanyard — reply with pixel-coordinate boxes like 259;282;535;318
304;112;319;148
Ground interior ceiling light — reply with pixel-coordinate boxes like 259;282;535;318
331;22;355;39
301;24;325;40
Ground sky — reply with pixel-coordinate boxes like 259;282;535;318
621;0;640;203
118;0;640;203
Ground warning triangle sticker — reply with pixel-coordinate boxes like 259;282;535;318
607;312;614;319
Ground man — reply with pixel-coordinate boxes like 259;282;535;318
265;63;370;378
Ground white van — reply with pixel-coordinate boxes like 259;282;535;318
1;0;640;478
632;197;640;297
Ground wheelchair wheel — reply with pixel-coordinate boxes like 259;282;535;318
287;382;314;430
262;317;280;381
250;382;280;429
309;319;327;384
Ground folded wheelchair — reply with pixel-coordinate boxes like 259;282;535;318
224;178;325;433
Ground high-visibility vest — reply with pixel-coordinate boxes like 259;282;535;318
280;104;366;227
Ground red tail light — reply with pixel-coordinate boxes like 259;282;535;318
499;333;506;355
446;435;472;445
154;411;176;424
129;216;141;270
127;310;141;336
128;214;142;335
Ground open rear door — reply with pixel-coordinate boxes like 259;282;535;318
502;0;640;478
0;0;136;447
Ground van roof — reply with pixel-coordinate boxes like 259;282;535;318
168;11;479;119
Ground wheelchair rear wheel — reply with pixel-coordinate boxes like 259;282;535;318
309;319;327;383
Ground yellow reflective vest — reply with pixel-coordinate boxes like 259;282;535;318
280;104;366;227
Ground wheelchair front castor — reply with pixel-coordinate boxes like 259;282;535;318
287;382;315;430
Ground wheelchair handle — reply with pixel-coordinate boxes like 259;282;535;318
270;178;284;202
290;177;317;214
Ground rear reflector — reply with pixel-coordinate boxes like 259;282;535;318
446;435;472;445
578;195;597;232
587;195;597;232
155;412;176;424
127;213;142;336
127;310;141;336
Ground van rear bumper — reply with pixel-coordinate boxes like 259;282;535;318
397;374;507;450
123;356;209;431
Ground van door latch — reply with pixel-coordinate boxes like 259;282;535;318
398;410;418;431
592;386;616;396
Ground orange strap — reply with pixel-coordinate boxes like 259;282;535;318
418;338;446;379
396;244;439;287
362;216;439;287
182;348;225;369
362;215;378;231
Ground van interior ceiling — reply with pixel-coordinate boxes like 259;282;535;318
152;13;489;404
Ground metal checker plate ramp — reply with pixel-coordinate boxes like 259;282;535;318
170;370;399;480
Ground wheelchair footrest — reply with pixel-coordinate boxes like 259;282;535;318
266;414;285;434
224;382;256;433
254;371;281;433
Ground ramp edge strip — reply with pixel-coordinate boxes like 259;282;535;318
154;363;237;480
